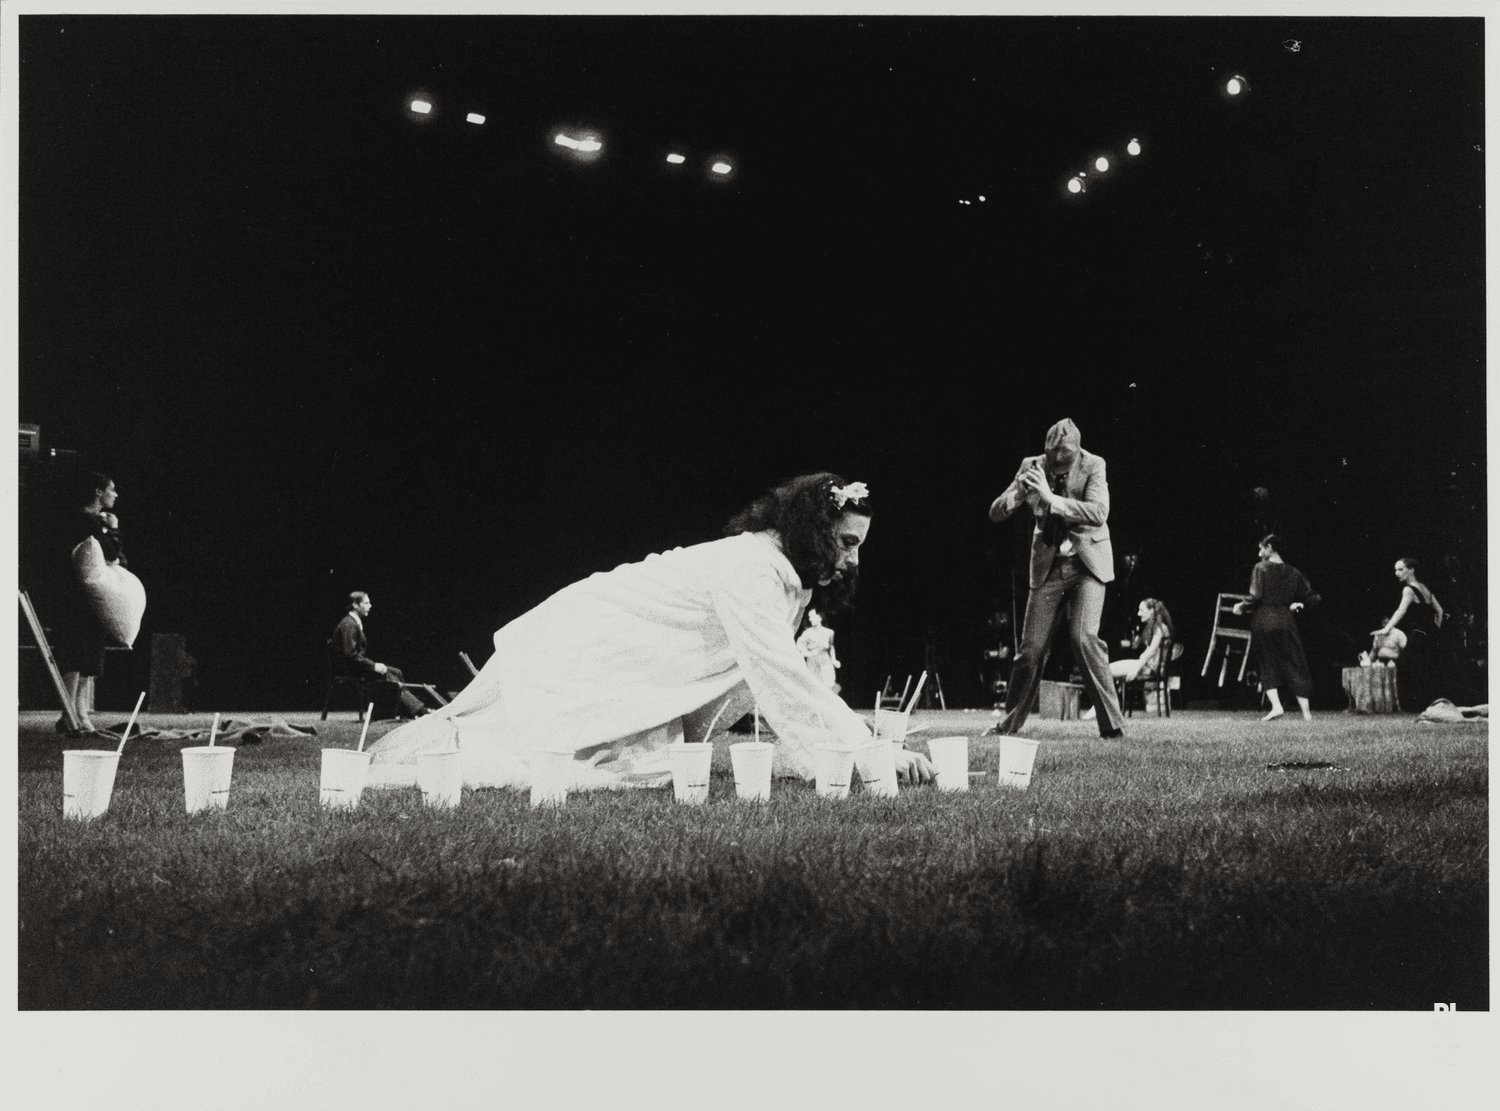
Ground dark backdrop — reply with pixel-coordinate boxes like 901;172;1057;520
16;15;1487;711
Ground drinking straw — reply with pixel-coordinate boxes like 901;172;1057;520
356;702;374;752
115;691;146;755
208;712;221;747
701;696;734;743
903;671;929;714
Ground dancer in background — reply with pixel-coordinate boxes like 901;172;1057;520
989;418;1125;739
368;473;934;790
53;472;123;733
1233;534;1320;721
796;608;841;692
1083;597;1174;721
1371;557;1444;712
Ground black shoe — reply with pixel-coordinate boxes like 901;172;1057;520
1100;728;1123;740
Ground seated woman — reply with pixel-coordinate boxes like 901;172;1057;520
1083;598;1172;719
367;473;935;790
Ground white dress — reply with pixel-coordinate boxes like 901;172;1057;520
796;625;838;689
366;530;874;790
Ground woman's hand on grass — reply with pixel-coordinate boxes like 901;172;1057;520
895;749;936;785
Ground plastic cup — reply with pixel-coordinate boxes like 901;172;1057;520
62;750;121;820
729;741;774;802
815;745;855;800
927;735;969;792
668;741;713;804
181;746;236;814
417;749;465;809
854;740;899;798
320;748;371;809
530;747;576;808
872;708;910;744
997;737;1041;790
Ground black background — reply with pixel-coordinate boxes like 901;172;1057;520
17;15;1487;711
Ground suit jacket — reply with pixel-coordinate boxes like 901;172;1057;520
989;448;1114;588
330;613;379;676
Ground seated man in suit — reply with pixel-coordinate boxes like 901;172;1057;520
330;592;427;720
987;418;1125;739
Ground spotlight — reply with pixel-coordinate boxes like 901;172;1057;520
1066;176;1085;195
409;98;433;116
666;153;686;164
553;129;604;161
706;154;738;182
1222;73;1250;98
466;113;486;125
978;195;986;202
1094;155;1111;173
1126;138;1142;156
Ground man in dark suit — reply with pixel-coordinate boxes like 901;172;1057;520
988;418;1125;738
330;592;426;720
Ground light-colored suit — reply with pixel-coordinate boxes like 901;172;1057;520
989;448;1114;588
989;447;1124;736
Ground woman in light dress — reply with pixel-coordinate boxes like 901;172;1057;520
367;473;934;790
796;608;840;691
1083;598;1173;719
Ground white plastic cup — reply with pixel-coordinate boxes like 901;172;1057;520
320;749;371;809
872;708;909;744
181;746;236;814
997;737;1041;790
668;741;713;804
729;741;774;802
854;740;899;798
815;745;855;800
62;750;121;820
529;747;576;808
417;749;465;809
927;735;970;792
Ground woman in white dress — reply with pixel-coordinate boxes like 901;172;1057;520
796;608;840;691
367;473;935;790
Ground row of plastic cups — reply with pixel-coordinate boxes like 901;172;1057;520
62;746;239;820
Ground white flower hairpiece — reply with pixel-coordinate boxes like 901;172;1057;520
830;481;869;508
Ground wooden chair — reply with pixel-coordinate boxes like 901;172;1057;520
1202;593;1253;686
321;642;369;721
878;674;912;711
1118;639;1185;717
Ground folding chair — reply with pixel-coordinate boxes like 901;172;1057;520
877;674;911;710
1202;593;1253;687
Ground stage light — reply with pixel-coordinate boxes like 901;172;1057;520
978;195;986;202
466;113;486;125
711;161;732;174
1127;138;1141;156
666;153;686;164
553;130;604;160
410;99;432;115
1223;74;1250;98
1094;155;1111;172
1066;176;1084;194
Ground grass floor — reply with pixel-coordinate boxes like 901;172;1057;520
16;708;1489;1009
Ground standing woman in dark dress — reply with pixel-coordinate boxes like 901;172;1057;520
53;471;124;733
1233;534;1321;721
1371;558;1443;712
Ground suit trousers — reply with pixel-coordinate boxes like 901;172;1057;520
368;665;427;720
997;555;1125;736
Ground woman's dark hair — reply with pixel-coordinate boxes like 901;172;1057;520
725;472;871;613
1398;557;1418;573
1260;533;1283;557
76;470;113;507
1141;598;1175;643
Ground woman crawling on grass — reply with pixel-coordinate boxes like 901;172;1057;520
367;473;935;791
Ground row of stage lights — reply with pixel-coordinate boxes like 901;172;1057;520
406;95;738;181
1061;72;1250;199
